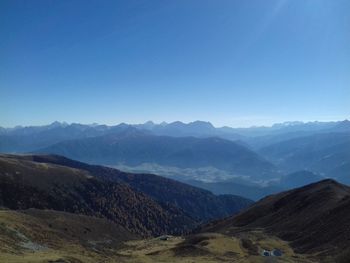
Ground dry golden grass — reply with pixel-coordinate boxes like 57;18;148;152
0;209;133;263
0;209;319;263
116;232;316;263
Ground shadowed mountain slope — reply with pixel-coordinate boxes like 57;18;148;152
200;179;350;256
0;154;196;236
11;154;253;222
0;122;138;153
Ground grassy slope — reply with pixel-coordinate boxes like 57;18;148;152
0;210;317;263
199;179;350;261
0;209;137;263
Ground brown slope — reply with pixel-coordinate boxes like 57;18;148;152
0;208;136;251
200;179;350;256
9;154;253;222
0;155;196;237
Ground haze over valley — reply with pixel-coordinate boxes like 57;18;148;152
1;120;349;200
1;0;349;262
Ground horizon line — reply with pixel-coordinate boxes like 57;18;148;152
1;118;348;130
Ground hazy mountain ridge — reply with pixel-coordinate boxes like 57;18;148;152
279;170;325;189
0;122;137;153
181;170;326;201
1;120;348;149
259;132;350;180
0;120;349;190
184;179;284;201
135;119;349;139
37;132;279;181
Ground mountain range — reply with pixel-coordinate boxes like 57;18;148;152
259;132;350;179
0;120;349;196
37;130;279;181
1;120;349;152
1;155;349;262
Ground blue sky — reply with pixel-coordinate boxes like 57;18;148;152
1;0;349;127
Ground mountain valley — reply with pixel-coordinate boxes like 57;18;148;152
0;121;349;262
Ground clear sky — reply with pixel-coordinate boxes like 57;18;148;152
1;0;349;127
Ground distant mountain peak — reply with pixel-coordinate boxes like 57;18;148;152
334;119;350;128
48;121;68;128
141;121;156;129
49;121;63;126
164;120;215;131
189;120;215;128
168;121;185;126
144;120;155;125
272;121;304;128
